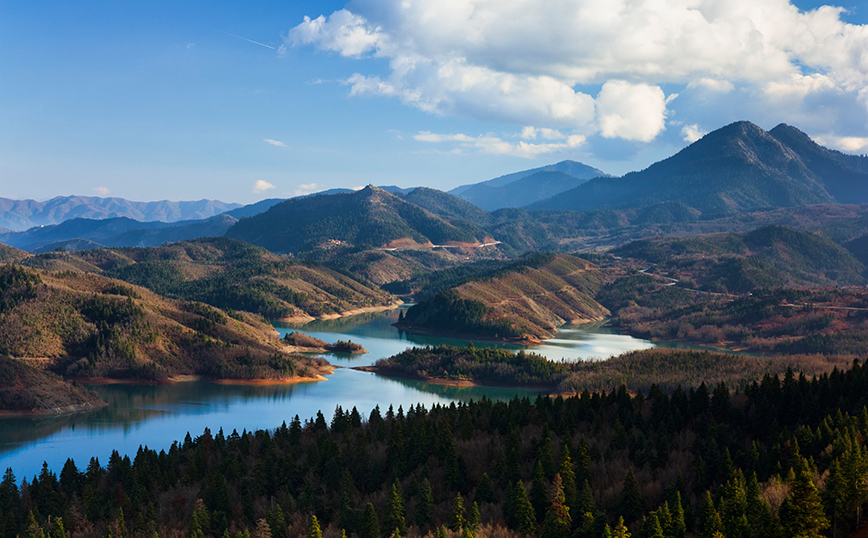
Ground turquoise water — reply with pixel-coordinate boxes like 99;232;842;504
0;309;653;480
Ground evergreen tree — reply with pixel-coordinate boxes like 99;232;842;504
383;482;407;537
308;515;323;538
540;474;571;538
450;492;466;532
698;491;723;538
475;473;494;504
415;478;434;530
671;492;687;538
531;461;549;522
468;502;480;532
779;459;830;538
559;445;577;512
505;482;536;535
618;470;643;524
612;517;631;538
361;503;380;538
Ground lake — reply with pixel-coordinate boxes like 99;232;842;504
0;308;654;480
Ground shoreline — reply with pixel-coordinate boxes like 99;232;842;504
75;367;336;387
277;302;403;325
352;365;556;393
391;324;545;345
0;399;108;418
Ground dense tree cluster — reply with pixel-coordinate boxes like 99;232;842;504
4;360;868;537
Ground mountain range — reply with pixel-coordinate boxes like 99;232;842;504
528;122;868;214
449;160;609;211
0;196;240;231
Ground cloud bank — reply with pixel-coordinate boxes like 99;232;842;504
288;0;868;156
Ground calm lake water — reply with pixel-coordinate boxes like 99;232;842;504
0;308;653;480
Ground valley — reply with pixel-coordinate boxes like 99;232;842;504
4;121;868;538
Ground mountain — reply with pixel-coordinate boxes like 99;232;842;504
0;196;241;231
450;160;609;210
222;198;286;219
613;225;866;292
0;264;327;381
0;214;237;252
21;237;398;322
226;186;485;253
399;187;490;225
398;253;609;340
528;122;868;215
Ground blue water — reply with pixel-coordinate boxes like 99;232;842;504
0;309;653;480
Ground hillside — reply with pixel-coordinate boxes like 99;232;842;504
0;243;29;263
613;225;866;292
226;186;485;253
0;356;106;415
21;237;398;322
0;214;238;252
397;253;609;340
0;263;328;381
0;196;240;231
451;160;608;211
528;122;868;215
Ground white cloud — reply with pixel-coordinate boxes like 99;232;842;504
94;186;110;196
264;138;288;148
288;0;868;145
814;135;868;153
294;183;321;196
596;81;668;142
253;180;276;193
681;124;707;143
414;130;585;158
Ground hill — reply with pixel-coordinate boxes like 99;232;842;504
0;356;106;415
0;196;240;231
0;243;29;263
0;215;238;252
21;237;398;322
226;186;485;254
528;122;868;215
450;160;608;210
397;253;609;340
613;225;866;292
0;263;328;381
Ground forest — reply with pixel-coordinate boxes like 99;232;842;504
4;358;868;538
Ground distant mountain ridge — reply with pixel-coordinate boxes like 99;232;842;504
0;195;241;231
528;122;868;215
226;186;486;253
450;160;609;210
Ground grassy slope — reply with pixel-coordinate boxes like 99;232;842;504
0;355;106;414
0;264;328;381
21;237;398;320
400;253;609;340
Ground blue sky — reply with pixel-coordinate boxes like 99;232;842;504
1;0;867;204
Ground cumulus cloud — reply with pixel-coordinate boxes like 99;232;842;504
294;183;321;196
93;186;110;196
253;180;276;193
681;124;707;143
414;130;585;158
814;135;868;153
264;139;288;148
287;0;868;149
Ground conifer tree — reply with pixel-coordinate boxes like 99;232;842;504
540;474;571;538
671;492;687;538
559;445;577;511
618;470;644;524
361;503;380;538
468;502;480;532
531;461;549;522
450;492;466;532
612;517;631;538
698;491;723;538
505;482;536;535
416;478;434;530
475;473;494;504
779;459;829;538
308;515;323;538
383;482;407;537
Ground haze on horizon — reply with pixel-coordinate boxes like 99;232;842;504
1;0;866;204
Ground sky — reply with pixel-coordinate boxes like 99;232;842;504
1;0;867;204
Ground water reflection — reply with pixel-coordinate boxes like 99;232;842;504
1;309;652;480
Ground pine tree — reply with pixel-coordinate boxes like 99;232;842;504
475;473;494;504
612;517;631;538
468;502;480;532
779;459;830;538
540;474;571;538
558;445;577;512
671;492;687;538
361;503;380;538
618;469;644;524
383;482;407;537
530;461;549;523
416;478;434;530
308;515;323;538
505;482;536;535
698;491;723;538
450;492;466;532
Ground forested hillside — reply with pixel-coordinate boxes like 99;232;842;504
5;359;868;538
0;264;327;381
398;254;608;340
19;238;397;322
